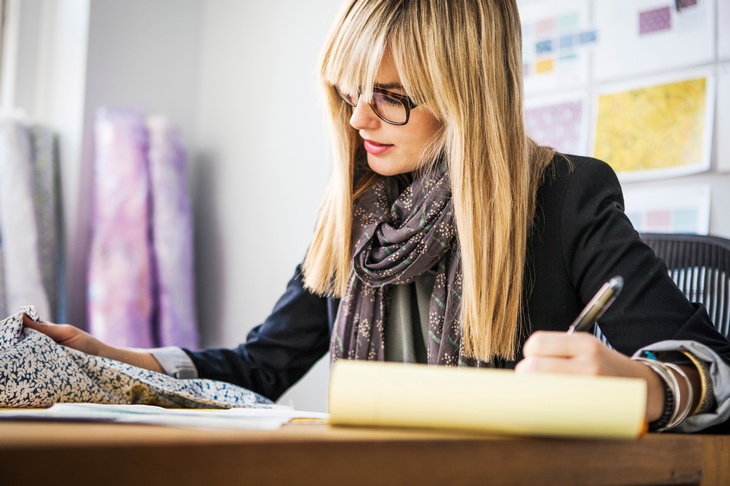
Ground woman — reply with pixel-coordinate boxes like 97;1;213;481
26;0;730;432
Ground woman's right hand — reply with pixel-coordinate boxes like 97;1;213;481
22;313;164;373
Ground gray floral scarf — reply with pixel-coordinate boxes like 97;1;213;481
331;166;487;367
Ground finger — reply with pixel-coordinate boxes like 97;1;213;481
22;313;45;330
522;330;603;359
515;356;602;376
22;314;66;341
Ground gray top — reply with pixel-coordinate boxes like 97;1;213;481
383;271;435;363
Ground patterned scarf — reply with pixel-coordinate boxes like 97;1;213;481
331;166;487;366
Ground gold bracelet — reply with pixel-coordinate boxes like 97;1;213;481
681;350;716;415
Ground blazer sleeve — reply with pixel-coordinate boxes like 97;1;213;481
182;265;335;401
558;157;730;360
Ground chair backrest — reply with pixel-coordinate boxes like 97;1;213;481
640;233;730;338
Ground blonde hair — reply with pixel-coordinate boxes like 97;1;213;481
303;0;554;361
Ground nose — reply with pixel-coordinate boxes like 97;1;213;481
349;99;380;130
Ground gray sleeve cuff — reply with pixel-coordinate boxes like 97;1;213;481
633;340;730;433
149;346;198;379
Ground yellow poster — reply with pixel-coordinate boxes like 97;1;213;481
593;75;712;179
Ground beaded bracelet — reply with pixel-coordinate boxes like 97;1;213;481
648;367;674;431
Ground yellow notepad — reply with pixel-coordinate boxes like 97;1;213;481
328;361;647;439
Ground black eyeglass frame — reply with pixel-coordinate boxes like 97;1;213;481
336;86;419;126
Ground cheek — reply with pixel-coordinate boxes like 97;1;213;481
410;114;442;146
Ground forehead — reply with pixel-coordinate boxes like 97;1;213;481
374;50;400;84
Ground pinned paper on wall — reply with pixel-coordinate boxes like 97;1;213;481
525;92;589;156
717;64;730;173
520;0;593;95
592;70;714;181
623;184;710;235
593;0;714;82
639;6;672;35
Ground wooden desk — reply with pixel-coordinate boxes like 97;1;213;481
0;421;727;485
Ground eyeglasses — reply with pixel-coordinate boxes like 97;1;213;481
336;86;418;126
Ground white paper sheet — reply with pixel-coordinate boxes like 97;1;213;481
591;68;715;181
525;91;590;155
0;403;329;430
519;0;592;95
593;0;715;82
623;184;711;234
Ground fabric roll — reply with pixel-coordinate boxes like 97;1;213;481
0;241;6;320
1;306;270;408
0;118;51;319
147;116;199;348
88;108;155;347
28;126;63;322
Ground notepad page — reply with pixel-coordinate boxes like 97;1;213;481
329;361;647;439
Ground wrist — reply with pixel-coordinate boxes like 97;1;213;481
633;351;699;432
634;359;666;422
103;345;163;373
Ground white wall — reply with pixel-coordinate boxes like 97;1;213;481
193;0;341;411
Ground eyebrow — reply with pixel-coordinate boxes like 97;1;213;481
374;82;405;91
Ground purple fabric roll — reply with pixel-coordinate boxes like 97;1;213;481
147;116;199;348
88;108;154;347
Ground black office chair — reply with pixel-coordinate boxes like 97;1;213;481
640;233;730;338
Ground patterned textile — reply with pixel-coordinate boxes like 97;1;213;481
0;307;271;408
88;108;155;347
0;119;51;319
331;165;487;366
28;126;63;322
147;116;199;348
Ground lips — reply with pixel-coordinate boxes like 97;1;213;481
363;139;394;155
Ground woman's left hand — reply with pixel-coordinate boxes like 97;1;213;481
515;331;666;422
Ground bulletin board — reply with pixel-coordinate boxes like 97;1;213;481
592;0;715;82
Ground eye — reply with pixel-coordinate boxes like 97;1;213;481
374;92;402;108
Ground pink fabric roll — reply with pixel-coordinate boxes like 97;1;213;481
88;108;154;347
147;116;199;348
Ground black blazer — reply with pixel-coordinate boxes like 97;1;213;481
185;155;730;401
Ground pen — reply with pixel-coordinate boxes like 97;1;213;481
566;276;624;334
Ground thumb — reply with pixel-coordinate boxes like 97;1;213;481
22;313;70;343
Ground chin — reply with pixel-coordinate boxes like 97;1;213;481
367;155;414;177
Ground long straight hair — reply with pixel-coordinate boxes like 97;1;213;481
303;0;554;361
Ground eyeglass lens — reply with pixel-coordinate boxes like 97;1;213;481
337;88;408;125
372;92;407;124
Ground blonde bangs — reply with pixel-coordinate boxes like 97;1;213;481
320;2;391;101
